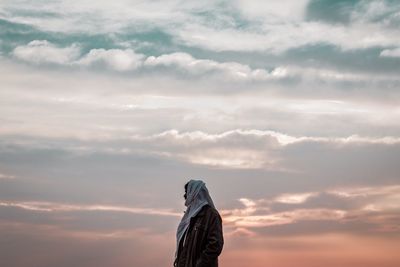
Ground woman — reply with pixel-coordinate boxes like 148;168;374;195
174;180;224;267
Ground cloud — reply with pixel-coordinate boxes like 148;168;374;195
224;207;346;228
327;184;400;198
11;42;290;80
3;184;398;234
3;0;400;55
274;192;319;204
123;129;400;169
3;183;399;235
0;200;181;216
12;40;145;71
2;128;400;170
224;198;262;217
350;0;400;26
0;173;15;179
12;40;80;64
234;0;310;21
77;48;144;71
1;56;400;145
288;65;400;83
175;17;400;54
220;183;400;233
176;1;400;53
2;56;400;146
10;40;400;87
327;185;400;213
380;47;400;57
145;129;400;147
144;52;288;81
1;2;399;266
181;148;269;169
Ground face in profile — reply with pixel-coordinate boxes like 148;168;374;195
184;183;188;200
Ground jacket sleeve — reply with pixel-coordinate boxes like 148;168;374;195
196;210;224;267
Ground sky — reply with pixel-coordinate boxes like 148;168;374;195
1;0;400;266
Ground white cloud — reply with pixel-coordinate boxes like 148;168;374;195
0;0;186;33
350;0;400;26
12;40;80;64
146;129;400;147
274;192;319;204
380;47;400;57
3;0;400;54
77;48;144;71
10;41;400;84
12;41;145;71
233;0;310;22
182;148;269;169
176;21;400;54
144;52;287;80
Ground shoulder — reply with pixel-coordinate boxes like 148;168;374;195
202;205;222;220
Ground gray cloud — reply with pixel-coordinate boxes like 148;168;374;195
1;129;400;207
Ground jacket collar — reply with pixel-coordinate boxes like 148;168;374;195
196;204;209;217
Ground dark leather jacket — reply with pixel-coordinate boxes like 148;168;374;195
174;204;224;267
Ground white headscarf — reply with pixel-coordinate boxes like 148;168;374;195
175;179;215;258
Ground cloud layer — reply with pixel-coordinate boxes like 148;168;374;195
1;1;400;267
